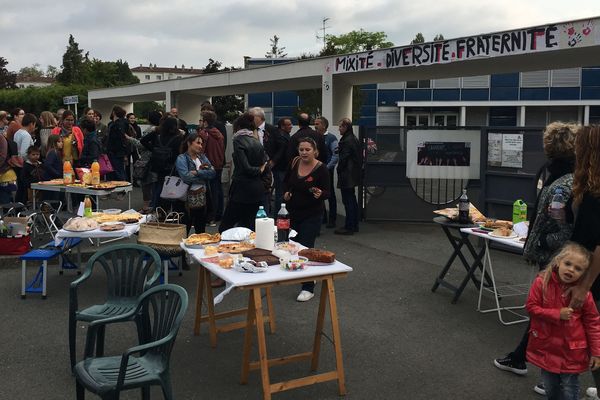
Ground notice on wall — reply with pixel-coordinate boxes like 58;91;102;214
487;133;523;168
487;133;503;166
406;129;480;179
501;134;523;168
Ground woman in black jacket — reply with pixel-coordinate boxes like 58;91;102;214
218;112;266;233
141;116;184;209
334;118;361;235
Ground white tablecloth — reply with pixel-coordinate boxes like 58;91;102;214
181;243;353;304
54;216;148;245
460;227;524;250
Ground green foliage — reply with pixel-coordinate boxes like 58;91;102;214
0;57;17;89
18;64;44;80
0;84;88;115
201;59;243;122
320;29;394;56
134;101;164;122
433;34;445;41
57;34;85;85
265;35;287;58
57;35;139;87
411;33;425;44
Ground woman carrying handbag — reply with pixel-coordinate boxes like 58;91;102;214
175;131;215;234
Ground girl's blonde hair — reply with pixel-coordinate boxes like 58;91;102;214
542;121;579;160
540;242;592;292
39;111;56;128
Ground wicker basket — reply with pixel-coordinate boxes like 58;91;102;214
138;222;186;253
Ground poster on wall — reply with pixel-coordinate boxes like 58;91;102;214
487;133;523;168
406;130;481;179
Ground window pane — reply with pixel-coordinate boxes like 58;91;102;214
419;80;431;88
406;81;418;89
434;116;445;126
446;115;458;127
418;115;429;126
406;115;417;126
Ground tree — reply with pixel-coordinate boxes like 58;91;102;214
46;65;59;78
201;59;243;122
320;29;394;56
265;35;287;58
57;34;86;85
411;33;425;44
0;57;16;89
433;34;445;41
18;64;44;80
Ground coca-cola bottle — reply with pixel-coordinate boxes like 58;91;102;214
276;203;290;242
458;189;470;224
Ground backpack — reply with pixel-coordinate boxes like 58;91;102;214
151;134;178;175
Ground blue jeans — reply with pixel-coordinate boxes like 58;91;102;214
341;187;359;231
541;369;579;400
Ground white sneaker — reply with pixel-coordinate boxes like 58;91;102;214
296;290;314;302
586;387;599;399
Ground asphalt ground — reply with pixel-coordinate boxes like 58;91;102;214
0;189;595;399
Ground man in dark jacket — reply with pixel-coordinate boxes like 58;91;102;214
198;110;225;224
287;113;328;164
271;117;292;215
107;106;130;181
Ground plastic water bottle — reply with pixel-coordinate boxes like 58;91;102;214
256;206;267;219
276;203;290;242
458;189;470;224
549;189;565;221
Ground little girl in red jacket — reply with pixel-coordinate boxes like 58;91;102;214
526;242;600;399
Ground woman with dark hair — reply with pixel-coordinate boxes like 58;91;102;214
493;122;580;395
79;118;102;167
283;136;330;301
39;111;57;156
132;110;162;213
218;112;267;233
175;132;215;234
334;117;361;235
141;115;184;209
51;110;84;164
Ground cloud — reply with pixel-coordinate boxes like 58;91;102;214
3;0;600;73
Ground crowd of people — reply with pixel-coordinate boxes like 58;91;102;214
492;122;600;400
0;103;362;301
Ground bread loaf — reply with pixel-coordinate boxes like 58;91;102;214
298;248;335;263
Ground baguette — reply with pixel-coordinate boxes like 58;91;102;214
298;248;335;263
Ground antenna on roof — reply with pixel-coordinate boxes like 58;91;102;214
316;17;331;50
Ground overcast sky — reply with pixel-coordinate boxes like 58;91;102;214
3;0;600;72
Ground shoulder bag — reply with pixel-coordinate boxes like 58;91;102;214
160;164;189;201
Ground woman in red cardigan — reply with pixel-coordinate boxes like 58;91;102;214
51;110;83;164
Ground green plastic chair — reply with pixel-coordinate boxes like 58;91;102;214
74;284;188;400
69;244;163;370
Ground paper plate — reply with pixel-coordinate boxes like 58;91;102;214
488;232;518;239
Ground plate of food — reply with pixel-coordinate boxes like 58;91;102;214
63;217;99;232
39;179;65;185
94;212;142;224
489;227;518;239
280;256;308;271
108;181;131;187
184;232;221;248
99;222;125;232
90;183;116;190
217;241;255;254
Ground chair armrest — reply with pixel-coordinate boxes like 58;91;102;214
124;336;173;358
83;310;140;358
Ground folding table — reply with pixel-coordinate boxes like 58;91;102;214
183;244;352;400
431;216;492;303
461;227;533;325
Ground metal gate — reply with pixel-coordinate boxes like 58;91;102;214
360;126;545;221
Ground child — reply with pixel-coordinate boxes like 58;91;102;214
21;146;42;204
526;242;600;399
43;135;63;181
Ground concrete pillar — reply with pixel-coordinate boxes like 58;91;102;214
322;73;353;124
578;106;583;124
89;99;133;123
459;106;466;126
171;92;211;125
518;105;526;127
584;105;590;125
399;106;405;126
